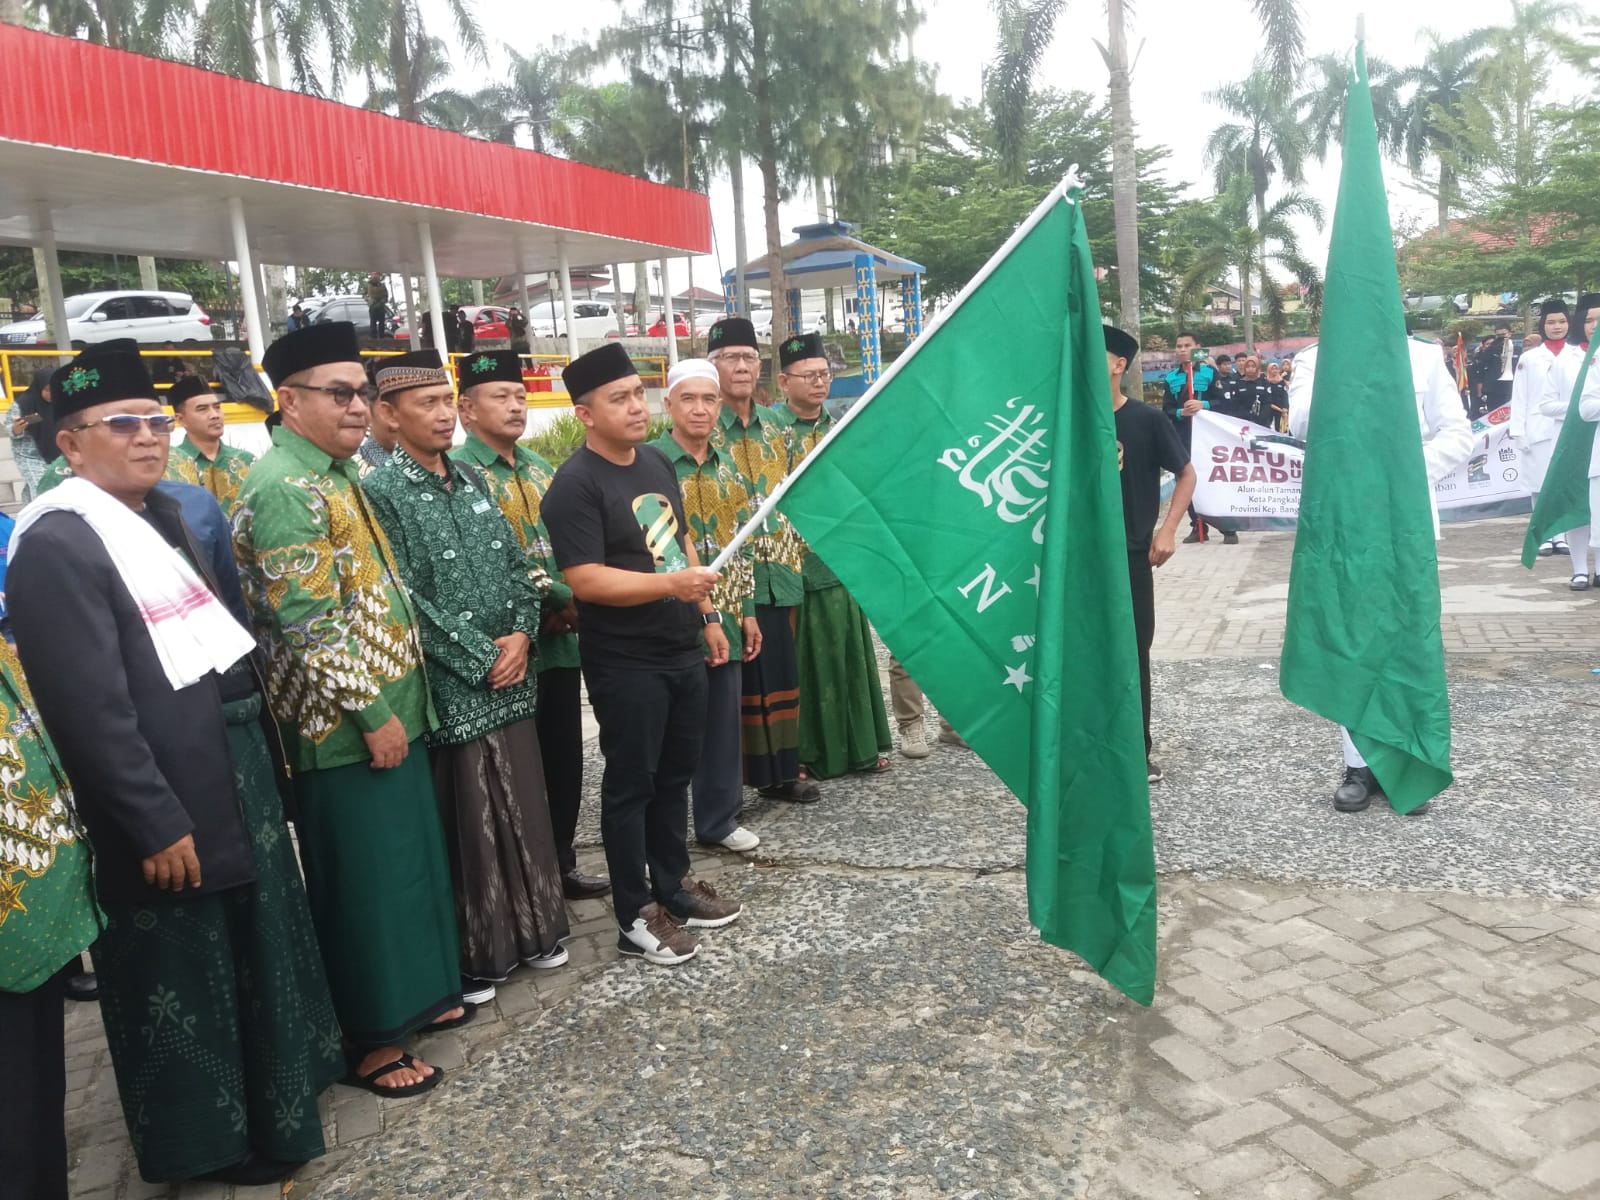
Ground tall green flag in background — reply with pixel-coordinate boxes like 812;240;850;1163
719;182;1156;1005
1279;40;1453;813
1521;340;1600;567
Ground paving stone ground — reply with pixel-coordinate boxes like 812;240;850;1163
64;516;1600;1198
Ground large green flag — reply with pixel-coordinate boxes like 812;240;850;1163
1521;340;1600;567
770;185;1156;1005
1280;42;1452;813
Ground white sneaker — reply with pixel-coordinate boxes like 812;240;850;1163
717;826;761;852
522;945;569;970
461;977;497;1005
617;902;699;965
898;722;930;759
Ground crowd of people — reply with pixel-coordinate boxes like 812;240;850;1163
0;316;915;1195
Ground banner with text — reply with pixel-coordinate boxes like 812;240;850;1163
1191;406;1530;529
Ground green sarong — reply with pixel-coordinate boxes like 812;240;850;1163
795;585;893;780
94;696;343;1182
293;740;462;1046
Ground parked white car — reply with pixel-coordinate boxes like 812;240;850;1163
529;300;620;339
0;290;213;347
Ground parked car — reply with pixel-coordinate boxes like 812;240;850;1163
0;290;212;348
460;305;512;342
606;314;693;339
530;300;620;339
306;295;406;338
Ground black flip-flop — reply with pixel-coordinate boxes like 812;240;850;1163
420;1001;478;1034
341;1053;443;1098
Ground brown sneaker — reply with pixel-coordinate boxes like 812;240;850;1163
617;902;699;965
667;879;744;929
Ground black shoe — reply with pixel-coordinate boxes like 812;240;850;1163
1222;531;1239;545
1404;801;1432;816
1182;529;1202;544
195;1153;306;1186
1333;766;1383;813
63;971;98;1003
562;869;612;900
758;779;821;804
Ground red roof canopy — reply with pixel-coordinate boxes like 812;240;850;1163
0;26;711;276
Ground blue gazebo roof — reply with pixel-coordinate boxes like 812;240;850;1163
723;222;924;291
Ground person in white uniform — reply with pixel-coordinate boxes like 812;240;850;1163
1288;334;1474;813
1511;298;1587;557
1564;301;1600;589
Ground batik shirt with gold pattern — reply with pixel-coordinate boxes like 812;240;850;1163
175;438;256;518
711;402;804;607
774;402;842;591
649;432;758;660
231;426;432;772
455;434;578;672
0;638;102;992
37;450;202;494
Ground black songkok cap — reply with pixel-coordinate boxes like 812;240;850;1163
707;317;759;353
165;376;212;408
778;332;825;368
51;345;156;420
562;343;638;403
458;349;525;392
1102;325;1140;363
263;321;362;386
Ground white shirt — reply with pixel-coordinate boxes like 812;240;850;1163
1511;342;1584;447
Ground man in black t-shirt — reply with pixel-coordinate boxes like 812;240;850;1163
1106;325;1196;785
543;343;743;967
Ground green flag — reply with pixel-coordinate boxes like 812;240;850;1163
773;185;1156;1005
1521;340;1600;567
1279;42;1452;813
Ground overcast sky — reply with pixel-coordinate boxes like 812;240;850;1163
418;0;1588;301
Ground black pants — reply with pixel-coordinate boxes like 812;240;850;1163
1128;549;1155;754
1176;416;1206;536
0;967;69;1200
535;666;584;873
692;661;744;843
367;305;385;339
584;661;707;928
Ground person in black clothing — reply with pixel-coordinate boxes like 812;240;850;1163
1217;354;1283;425
10;367;60;501
1162;331;1223;543
1107;325;1196;785
541;343;743;967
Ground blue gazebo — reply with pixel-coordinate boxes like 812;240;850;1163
721;221;925;386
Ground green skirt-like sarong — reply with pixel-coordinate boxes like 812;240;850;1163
293;739;463;1047
94;696;344;1183
795;585;893;780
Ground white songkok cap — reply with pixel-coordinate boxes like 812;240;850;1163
667;358;721;395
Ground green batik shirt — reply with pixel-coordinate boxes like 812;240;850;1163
361;448;544;748
39;451;202;494
711;402;805;607
455;434;579;672
775;402;842;592
175;438;256;518
0;639;104;993
231;426;433;772
649;432;758;660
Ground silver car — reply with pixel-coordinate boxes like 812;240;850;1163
0;290;214;348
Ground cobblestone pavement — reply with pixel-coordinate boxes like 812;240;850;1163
65;517;1600;1198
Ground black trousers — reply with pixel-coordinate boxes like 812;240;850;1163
367;305;385;339
1128;549;1155;754
584;661;707;928
535;666;584;873
1176;416;1206;535
0;967;69;1200
692;661;744;843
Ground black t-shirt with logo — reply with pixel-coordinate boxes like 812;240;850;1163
1114;398;1191;553
542;443;703;670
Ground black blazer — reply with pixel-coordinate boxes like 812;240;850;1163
8;490;258;906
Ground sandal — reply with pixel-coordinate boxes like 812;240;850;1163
421;1001;477;1034
1573;575;1591;591
341;1053;443;1098
869;754;892;773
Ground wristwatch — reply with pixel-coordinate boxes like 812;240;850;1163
701;611;721;626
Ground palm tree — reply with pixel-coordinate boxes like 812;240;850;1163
1205;68;1308;348
350;0;484;125
1390;29;1495;230
1296;51;1403;161
363;35;477;129
473;48;565;151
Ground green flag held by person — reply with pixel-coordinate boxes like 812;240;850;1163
716;181;1156;1005
1280;39;1454;814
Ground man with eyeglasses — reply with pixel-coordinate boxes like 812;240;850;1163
232;323;466;1102
6;343;342;1188
166;376;255;517
774;332;893;778
706;317;820;804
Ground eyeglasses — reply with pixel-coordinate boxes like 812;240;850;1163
68;413;177;435
714;352;761;367
289;382;377;407
787;369;832;385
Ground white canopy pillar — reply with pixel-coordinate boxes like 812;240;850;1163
29;211;71;359
401;273;418;341
660;257;678;367
512;240;529;315
418;221;449;363
557;243;578;361
227;197;265;367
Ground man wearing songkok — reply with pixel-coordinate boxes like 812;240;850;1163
362;350;571;1004
0;638;102;1200
706;317;819;803
456;350;610;900
543;343;743;966
649;358;763;851
773;332;893;778
7;344;342;1187
233;322;465;1099
166;375;255;515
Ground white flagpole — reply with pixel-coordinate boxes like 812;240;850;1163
708;168;1084;573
